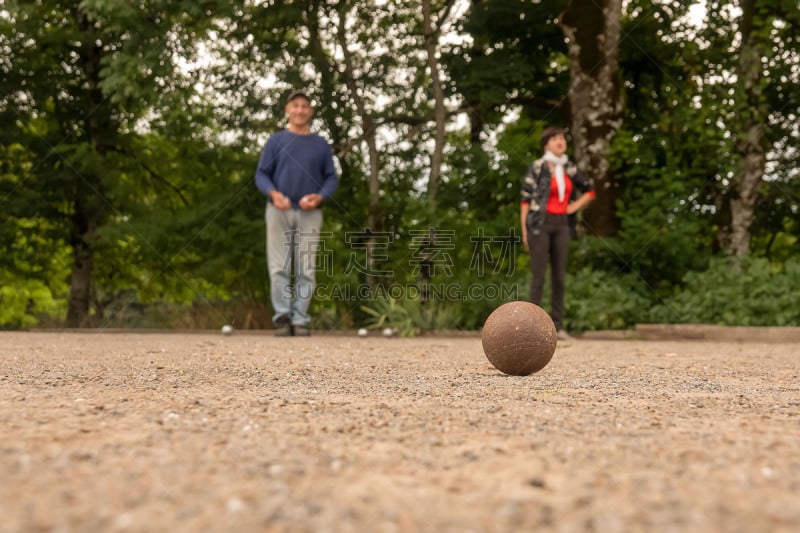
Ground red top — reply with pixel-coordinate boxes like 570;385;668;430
545;176;573;214
521;175;595;213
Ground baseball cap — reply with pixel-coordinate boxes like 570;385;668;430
287;90;312;105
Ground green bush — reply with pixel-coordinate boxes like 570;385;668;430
649;256;800;326
562;267;651;332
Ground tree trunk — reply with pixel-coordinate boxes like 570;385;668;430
66;197;96;327
422;0;453;203
66;8;106;327
724;0;767;257
336;4;382;285
560;0;623;237
728;123;765;257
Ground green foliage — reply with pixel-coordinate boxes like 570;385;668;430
563;268;651;333
0;221;71;327
649;256;800;326
751;178;800;261
360;297;418;337
360;297;464;337
0;276;63;329
444;0;568;120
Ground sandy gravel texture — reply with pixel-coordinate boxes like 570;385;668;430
1;331;799;533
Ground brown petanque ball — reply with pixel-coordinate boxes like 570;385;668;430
481;301;558;376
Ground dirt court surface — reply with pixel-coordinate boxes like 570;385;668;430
1;331;799;533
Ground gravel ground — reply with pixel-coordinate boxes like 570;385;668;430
1;331;799;533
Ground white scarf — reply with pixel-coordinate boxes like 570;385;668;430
543;150;568;202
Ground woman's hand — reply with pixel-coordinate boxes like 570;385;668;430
567;192;595;214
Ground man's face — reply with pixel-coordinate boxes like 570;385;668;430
286;97;313;128
545;134;567;156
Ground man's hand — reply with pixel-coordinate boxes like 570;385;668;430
299;193;322;210
270;190;291;210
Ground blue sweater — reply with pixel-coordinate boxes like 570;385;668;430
255;130;338;209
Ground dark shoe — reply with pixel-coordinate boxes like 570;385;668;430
274;315;293;337
274;324;293;336
293;325;311;337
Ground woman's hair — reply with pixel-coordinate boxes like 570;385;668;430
540;127;566;150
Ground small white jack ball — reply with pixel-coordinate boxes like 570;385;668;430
357;328;368;337
382;327;393;338
221;325;233;336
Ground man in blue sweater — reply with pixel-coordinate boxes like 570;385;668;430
255;90;338;336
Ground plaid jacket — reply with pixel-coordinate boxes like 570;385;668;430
520;157;593;233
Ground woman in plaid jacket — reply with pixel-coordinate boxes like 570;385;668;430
520;127;595;341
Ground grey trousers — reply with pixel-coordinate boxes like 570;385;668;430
266;204;323;327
